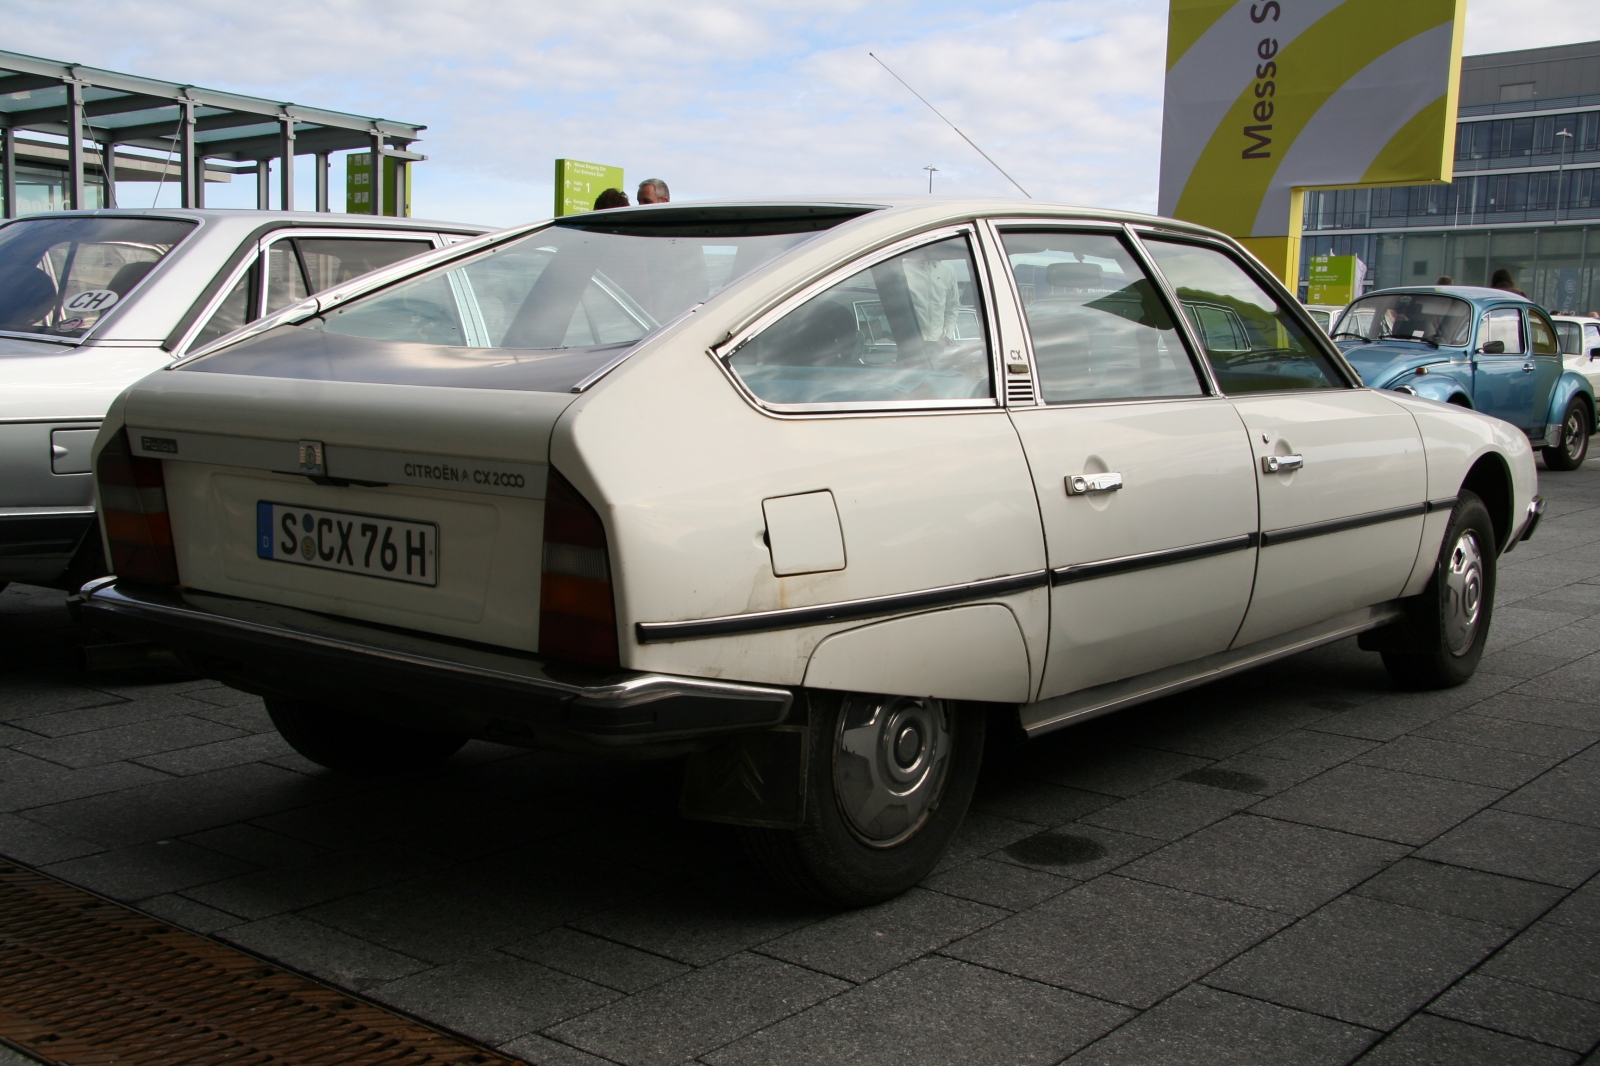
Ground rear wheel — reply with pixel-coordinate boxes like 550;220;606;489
1543;397;1590;471
265;696;466;775
741;690;984;907
1381;492;1496;689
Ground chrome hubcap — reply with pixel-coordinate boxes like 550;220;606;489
1444;529;1485;656
1568;410;1587;460
834;695;952;847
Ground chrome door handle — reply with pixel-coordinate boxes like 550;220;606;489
1522;363;1536;373
1066;472;1123;495
1262;454;1304;474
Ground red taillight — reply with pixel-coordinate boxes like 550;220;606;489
539;468;619;667
96;430;178;585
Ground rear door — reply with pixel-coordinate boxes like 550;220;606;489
1138;234;1427;647
987;223;1260;698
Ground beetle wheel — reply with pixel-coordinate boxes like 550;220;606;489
1543;397;1590;471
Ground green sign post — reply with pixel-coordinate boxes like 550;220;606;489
1306;254;1364;305
554;158;624;216
345;153;409;216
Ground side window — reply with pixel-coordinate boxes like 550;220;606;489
264;242;309;315
1480;309;1525;354
1528;311;1560;356
725;234;992;406
296;238;432;293
999;230;1201;403
189;260;259;351
1589;324;1600;352
1141;238;1345;394
189;235;436;352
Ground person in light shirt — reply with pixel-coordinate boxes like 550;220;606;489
902;247;960;347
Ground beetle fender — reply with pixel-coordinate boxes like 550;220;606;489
1545;371;1596;436
1404;374;1471;407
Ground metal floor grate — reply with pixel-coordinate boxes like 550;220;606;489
0;859;519;1066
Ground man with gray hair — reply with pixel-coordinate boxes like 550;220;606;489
637;178;670;205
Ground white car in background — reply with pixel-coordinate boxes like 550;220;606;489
0;210;486;592
1303;303;1345;335
1555;314;1600;392
81;199;1539;905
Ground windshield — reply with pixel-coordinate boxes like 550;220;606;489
0;216;195;339
1333;292;1472;347
184;212;853;392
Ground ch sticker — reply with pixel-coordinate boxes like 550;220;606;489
63;289;120;313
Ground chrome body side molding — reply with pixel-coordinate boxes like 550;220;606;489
1020;602;1405;737
636;571;1050;643
1050;533;1257;586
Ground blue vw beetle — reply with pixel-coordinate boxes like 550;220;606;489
1333;286;1595;470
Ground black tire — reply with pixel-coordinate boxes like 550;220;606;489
1381;492;1496;689
741;690;985;907
265;695;467;775
1542;396;1590;471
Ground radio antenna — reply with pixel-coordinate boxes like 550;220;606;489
870;52;1031;198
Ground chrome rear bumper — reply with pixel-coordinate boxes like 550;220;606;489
78;579;793;751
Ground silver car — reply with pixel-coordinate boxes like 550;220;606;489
0;209;487;592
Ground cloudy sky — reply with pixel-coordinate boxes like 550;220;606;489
1;0;1592;226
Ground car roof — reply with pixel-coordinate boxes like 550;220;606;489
1;208;490;234
1361;285;1533;306
557;196;1227;237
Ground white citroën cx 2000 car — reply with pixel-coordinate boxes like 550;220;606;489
79;199;1542;905
0;210;485;593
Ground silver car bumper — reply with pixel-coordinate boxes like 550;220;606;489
78;579;794;751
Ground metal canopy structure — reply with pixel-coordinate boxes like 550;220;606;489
0;49;426;217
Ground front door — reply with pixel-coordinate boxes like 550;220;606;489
1138;236;1429;647
1474;307;1560;434
992;226;1260;699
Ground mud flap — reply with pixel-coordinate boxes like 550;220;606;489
679;725;808;829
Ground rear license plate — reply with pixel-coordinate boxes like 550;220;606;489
257;502;437;586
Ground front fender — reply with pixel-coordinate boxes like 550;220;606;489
1544;372;1597;434
1403;373;1471;407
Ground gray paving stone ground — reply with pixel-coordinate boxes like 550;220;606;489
4;461;1600;1064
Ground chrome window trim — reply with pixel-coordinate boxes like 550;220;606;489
0;329;81;347
708;224;1002;417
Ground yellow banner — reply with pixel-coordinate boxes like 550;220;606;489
1159;0;1465;285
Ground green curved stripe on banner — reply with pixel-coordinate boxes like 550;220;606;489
1168;0;1237;69
1173;0;1454;236
1362;94;1451;185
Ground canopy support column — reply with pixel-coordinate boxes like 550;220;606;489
315;152;329;212
256;160;270;210
279;118;295;212
66;81;85;210
370;132;383;215
2;127;14;219
177;101;197;208
101;141;117;208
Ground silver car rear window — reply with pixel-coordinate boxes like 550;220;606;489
0;216;196;339
181;207;870;392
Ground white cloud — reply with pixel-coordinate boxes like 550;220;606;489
1;0;1591;227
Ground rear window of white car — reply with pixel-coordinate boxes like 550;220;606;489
0;216;195;339
180;208;868;392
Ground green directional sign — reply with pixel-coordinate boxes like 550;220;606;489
346;153;409;216
1306;254;1362;305
555;158;624;217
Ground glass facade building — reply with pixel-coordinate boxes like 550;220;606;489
1299;40;1600;314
